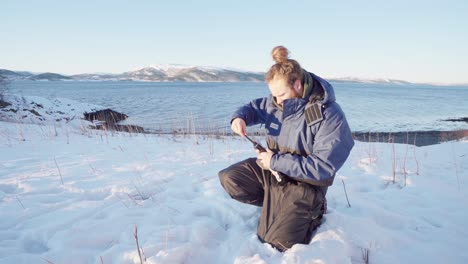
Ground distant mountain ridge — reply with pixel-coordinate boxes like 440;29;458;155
330;77;413;85
29;72;72;81
0;65;264;82
0;65;462;85
120;66;265;82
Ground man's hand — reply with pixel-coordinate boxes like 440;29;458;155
231;118;247;136
257;148;274;170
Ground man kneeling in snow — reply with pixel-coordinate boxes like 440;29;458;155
218;46;354;252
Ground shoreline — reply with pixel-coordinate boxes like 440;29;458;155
1;95;467;147
94;124;468;147
352;130;468;146
86;109;468;147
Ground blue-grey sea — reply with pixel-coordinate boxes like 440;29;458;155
8;81;468;133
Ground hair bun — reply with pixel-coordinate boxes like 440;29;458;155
271;46;289;63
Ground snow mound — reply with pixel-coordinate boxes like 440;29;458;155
0;94;104;125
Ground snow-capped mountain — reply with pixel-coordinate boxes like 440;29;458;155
119;65;264;82
330;76;412;85
0;65;265;82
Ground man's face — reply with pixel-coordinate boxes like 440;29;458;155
268;76;301;107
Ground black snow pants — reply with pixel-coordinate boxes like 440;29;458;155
218;158;326;252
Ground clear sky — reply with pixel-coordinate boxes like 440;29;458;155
1;0;467;84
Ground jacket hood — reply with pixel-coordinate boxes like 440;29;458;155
302;70;336;104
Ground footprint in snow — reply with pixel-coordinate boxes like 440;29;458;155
0;184;18;194
22;237;49;254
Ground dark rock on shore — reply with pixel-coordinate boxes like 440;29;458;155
84;108;145;133
25;109;41;116
443;117;468;123
353;130;468;146
0;100;12;108
84;109;128;123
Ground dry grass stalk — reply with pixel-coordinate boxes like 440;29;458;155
41;258;55;264
16;195;26;209
413;133;420;175
365;132;377;165
391;137;396;183
66;126;70;144
54;156;64;185
134;224;144;264
403;132;409;186
451;142;460;191
341;179;351;208
133;183;149;201
15;117;25;142
87;161;98;176
361;247;370;264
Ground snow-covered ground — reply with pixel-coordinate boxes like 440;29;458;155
0;96;467;263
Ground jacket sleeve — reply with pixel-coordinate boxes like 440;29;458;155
231;97;269;126
270;104;354;186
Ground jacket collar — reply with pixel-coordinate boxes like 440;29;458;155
282;97;308;119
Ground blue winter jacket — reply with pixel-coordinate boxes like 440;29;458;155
232;71;354;191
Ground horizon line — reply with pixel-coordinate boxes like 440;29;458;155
1;65;468;87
